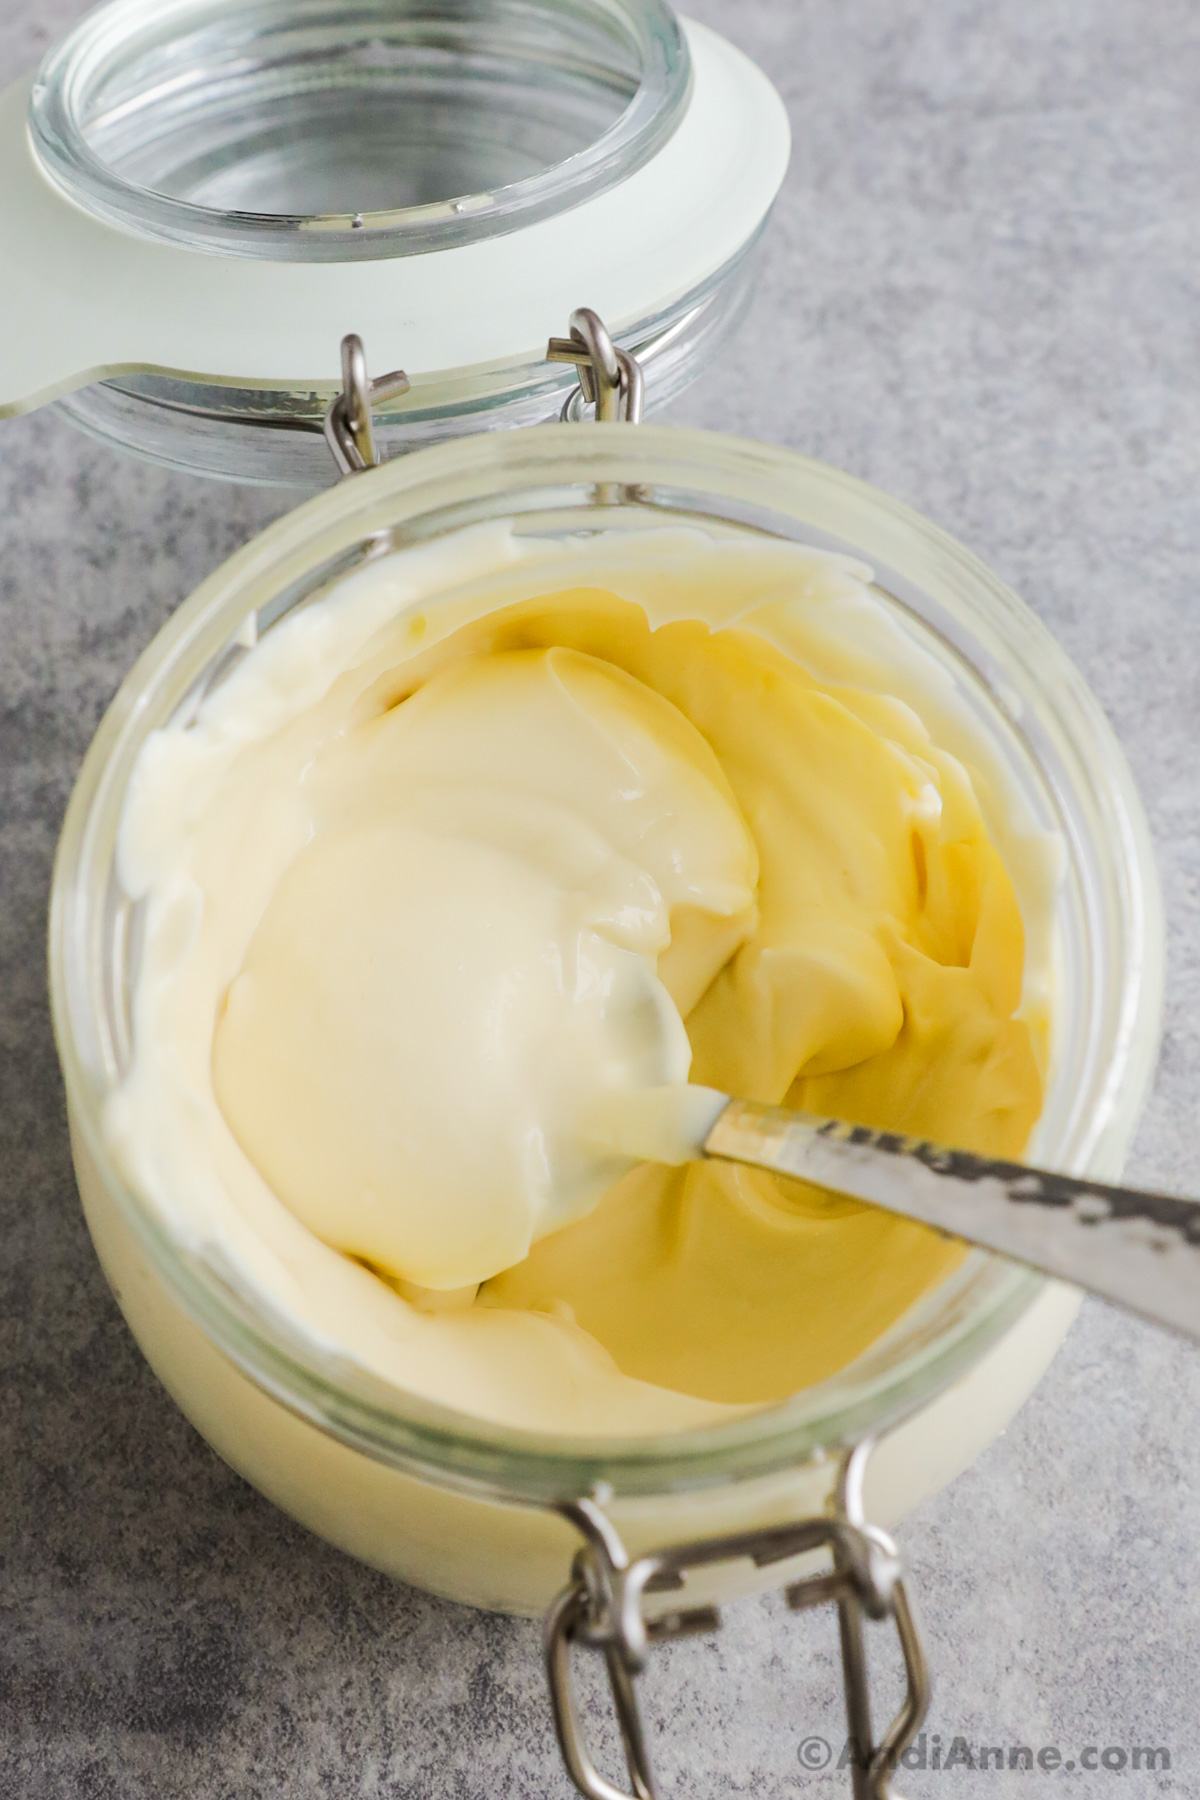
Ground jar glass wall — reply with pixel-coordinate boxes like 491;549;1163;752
48;424;1162;1609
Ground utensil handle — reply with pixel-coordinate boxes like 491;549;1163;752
704;1099;1200;1343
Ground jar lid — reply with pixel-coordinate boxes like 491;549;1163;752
0;2;789;422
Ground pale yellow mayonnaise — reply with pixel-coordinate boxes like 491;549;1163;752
212;646;756;1290
108;523;1056;1434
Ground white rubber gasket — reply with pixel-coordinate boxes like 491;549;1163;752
0;20;789;416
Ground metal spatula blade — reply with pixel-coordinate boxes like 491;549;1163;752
699;1097;1200;1343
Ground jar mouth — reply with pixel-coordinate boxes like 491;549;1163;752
49;425;1163;1502
29;0;691;261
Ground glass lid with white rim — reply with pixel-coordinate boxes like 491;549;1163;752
0;0;790;485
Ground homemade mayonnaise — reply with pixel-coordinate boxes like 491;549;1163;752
212;646;757;1291
108;523;1054;1434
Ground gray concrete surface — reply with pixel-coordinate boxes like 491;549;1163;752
3;0;1199;1794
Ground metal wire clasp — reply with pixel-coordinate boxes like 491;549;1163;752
544;1442;930;1800
547;308;645;425
323;333;410;476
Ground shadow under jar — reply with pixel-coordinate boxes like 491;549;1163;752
49;423;1162;1617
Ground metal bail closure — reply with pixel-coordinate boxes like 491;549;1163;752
323;310;638;482
547;309;645;425
323;333;411;476
544;1441;931;1800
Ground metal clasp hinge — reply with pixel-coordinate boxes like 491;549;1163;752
322;308;641;482
544;1443;930;1800
323;332;410;476
547;308;645;425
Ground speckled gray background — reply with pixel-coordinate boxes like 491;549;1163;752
2;0;1199;1794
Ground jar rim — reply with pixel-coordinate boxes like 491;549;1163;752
2;24;788;416
48;423;1164;1502
28;0;691;262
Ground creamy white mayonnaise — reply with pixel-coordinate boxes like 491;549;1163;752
106;522;1058;1434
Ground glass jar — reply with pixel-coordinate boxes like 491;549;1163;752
2;0;786;484
49;422;1162;1617
29;0;692;260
